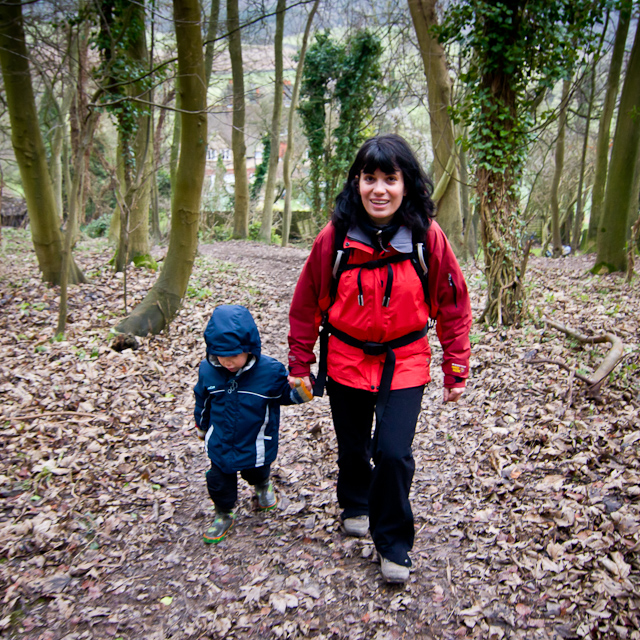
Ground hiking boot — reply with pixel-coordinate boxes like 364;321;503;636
342;515;369;537
380;557;410;584
203;510;234;544
255;480;277;510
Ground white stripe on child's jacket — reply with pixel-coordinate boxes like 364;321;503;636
255;406;269;467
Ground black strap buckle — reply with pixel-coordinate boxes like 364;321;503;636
362;341;386;356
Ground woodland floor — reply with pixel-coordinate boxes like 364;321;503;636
0;228;639;640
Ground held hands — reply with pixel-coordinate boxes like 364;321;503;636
443;387;464;403
288;375;312;390
288;375;314;403
195;425;206;440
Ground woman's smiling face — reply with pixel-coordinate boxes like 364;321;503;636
358;168;406;226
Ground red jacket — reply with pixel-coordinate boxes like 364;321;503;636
288;221;472;391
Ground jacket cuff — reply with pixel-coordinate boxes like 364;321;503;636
288;363;311;377
444;374;466;388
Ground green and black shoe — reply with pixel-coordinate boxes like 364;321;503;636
203;510;234;544
255;480;277;510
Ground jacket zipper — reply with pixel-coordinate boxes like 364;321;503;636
448;273;458;308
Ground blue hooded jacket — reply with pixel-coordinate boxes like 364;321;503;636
194;305;293;473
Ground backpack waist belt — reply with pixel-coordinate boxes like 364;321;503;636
313;321;429;423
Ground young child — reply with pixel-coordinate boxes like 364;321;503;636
194;304;313;544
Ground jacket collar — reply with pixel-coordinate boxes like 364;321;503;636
346;224;413;253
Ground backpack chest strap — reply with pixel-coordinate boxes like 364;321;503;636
338;252;411;307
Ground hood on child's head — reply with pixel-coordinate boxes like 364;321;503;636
204;305;261;358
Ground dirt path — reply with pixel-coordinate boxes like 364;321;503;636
1;234;638;640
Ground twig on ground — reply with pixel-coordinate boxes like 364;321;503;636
9;411;112;422
527;318;625;399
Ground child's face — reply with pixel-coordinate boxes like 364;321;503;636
217;352;249;373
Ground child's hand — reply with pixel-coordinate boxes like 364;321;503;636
289;377;314;403
195;425;206;440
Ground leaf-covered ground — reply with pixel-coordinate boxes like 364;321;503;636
0;228;639;640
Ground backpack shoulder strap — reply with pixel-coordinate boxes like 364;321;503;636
330;225;349;304
411;239;431;308
315;225;348;398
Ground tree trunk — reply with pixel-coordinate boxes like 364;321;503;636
204;0;221;88
170;77;181;214
150;171;161;241
476;67;525;325
550;78;571;258
123;124;152;266
478;165;523;325
0;168;3;245
282;0;319;247
228;0;249;239
109;142;125;243
114;0;152;272
571;65;596;250
586;2;631;249
68;17;91;227
629;154;640;239
150;101;165;242
50;104;65;220
58;111;98;337
595;19;640;273
459;132;477;256
571;13;607;251
260;0;286;244
0;0;84;285
115;0;207;336
628;212;640;282
41;72;72;222
408;0;466;260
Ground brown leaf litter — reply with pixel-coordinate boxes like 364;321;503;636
0;230;639;639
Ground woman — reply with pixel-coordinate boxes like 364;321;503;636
288;134;472;583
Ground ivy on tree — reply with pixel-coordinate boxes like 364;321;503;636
94;0;151;178
298;30;383;219
251;133;270;202
437;0;606;325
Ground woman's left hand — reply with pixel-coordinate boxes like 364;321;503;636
443;387;464;403
288;374;312;391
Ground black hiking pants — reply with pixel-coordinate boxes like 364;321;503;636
206;462;270;513
327;378;424;568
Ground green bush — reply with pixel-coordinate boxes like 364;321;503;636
249;221;280;244
83;215;110;238
132;254;158;270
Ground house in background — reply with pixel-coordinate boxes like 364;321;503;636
204;43;299;202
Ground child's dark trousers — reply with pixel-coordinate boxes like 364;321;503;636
206;462;270;513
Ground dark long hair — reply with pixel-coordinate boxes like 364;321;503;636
332;134;436;237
